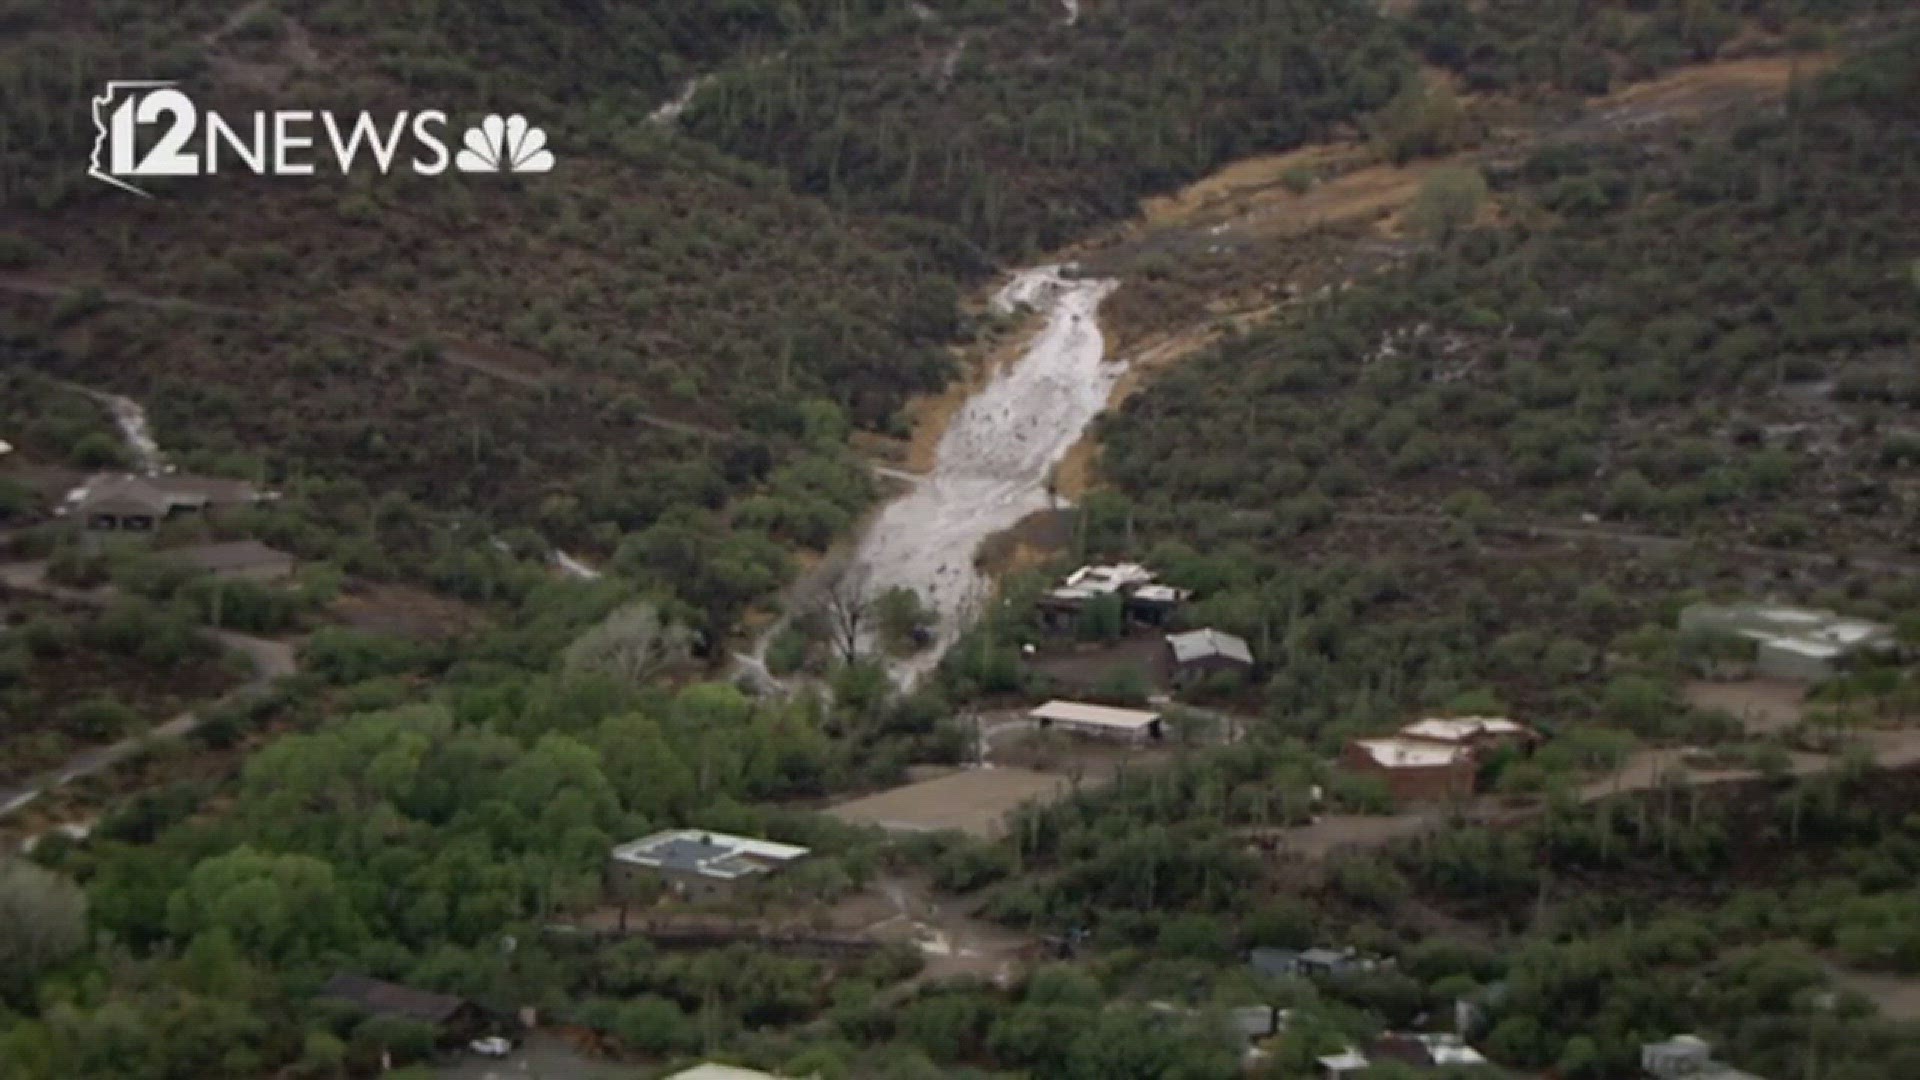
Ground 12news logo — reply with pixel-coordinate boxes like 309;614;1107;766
89;81;555;197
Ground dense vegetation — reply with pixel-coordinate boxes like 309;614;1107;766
4;3;1919;1080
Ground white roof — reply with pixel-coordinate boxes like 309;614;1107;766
1760;637;1844;659
1132;583;1190;603
1416;1034;1488;1066
610;830;810;880
1399;717;1529;743
1353;738;1472;769
0;439;12;455
1029;700;1161;731
665;1067;789;1080
1318;1049;1370;1071
1062;563;1155;594
1167;628;1253;665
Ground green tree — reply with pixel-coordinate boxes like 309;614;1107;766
1409;167;1488;243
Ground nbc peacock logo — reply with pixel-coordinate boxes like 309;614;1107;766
454;114;554;174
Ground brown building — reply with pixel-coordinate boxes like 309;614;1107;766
1341;738;1477;802
317;974;484;1041
70;474;263;531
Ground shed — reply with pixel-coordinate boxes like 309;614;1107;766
1028;700;1163;742
1165;628;1253;686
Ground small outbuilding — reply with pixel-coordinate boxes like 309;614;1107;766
1028;699;1164;743
1164;627;1253;686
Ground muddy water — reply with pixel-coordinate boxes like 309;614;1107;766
851;265;1122;685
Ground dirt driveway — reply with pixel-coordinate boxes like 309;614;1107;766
1684;680;1807;735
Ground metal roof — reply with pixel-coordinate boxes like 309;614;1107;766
1352;738;1472;769
1167;628;1253;665
1029;700;1161;731
1399;717;1530;743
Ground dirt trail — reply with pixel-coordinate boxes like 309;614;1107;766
844;265;1122;685
0;273;751;447
0;561;299;822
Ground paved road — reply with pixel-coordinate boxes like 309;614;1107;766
0;562;299;820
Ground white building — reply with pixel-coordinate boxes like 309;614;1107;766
1679;602;1896;681
1029;699;1164;742
608;830;809;899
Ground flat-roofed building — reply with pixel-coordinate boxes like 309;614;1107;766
1679;601;1896;681
1028;699;1164;742
608;829;810;900
1341;738;1477;802
1398;716;1536;753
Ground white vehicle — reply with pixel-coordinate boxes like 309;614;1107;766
469;1036;512;1057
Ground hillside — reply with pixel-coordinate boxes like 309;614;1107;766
2;4;1919;1080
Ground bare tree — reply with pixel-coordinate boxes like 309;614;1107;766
0;859;87;1003
563;600;694;685
821;569;872;664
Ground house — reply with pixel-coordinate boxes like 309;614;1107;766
66;473;264;531
164;540;296;583
1250;946;1387;980
1679;601;1896;681
1398;716;1536;754
1029;699;1164;743
1342;738;1477;801
317;974;483;1039
1126;582;1190;626
608;829;810;900
1036;563;1189;629
71;477;175;531
1641;1034;1768;1079
1165;628;1254;686
664;1067;795;1080
1372;1032;1491;1070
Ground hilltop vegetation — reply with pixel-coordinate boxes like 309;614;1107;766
4;4;1920;1080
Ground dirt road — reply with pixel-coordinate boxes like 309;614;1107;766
0;562;299;820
